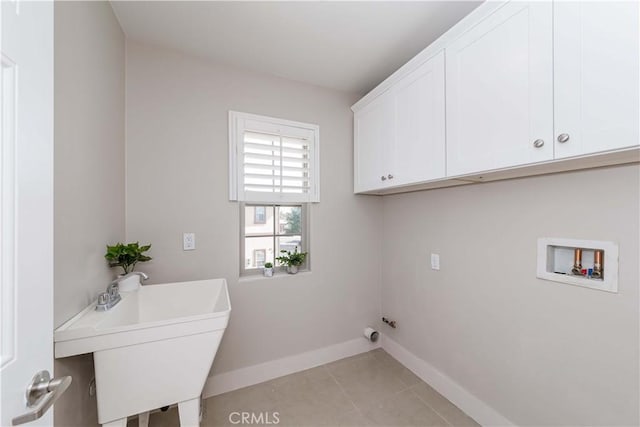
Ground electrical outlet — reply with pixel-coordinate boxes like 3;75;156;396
183;233;196;251
430;253;440;271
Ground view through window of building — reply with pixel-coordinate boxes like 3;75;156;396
254;206;266;224
242;204;306;274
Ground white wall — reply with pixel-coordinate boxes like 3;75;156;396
54;2;125;426
125;41;382;375
381;164;640;426
54;1;126;329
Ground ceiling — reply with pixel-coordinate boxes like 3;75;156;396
110;1;481;95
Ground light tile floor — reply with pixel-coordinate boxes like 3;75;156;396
129;349;479;427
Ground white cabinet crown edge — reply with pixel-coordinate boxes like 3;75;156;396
351;1;506;112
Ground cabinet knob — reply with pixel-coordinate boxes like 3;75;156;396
381;175;387;181
387;174;394;179
533;139;544;148
557;133;570;143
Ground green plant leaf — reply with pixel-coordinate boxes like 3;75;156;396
104;241;152;272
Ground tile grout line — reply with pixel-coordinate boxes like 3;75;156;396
329;350;431;415
327;351;409;413
321;364;362;417
378;349;455;426
408;385;453;427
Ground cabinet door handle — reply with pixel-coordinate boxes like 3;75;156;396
557;133;570;143
380;175;387;181
533;139;544;148
387;174;394;179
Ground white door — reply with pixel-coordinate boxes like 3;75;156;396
554;1;639;159
393;50;446;185
354;91;395;192
445;1;553;177
1;1;61;426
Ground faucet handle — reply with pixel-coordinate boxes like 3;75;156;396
108;284;119;299
96;292;110;311
98;292;110;305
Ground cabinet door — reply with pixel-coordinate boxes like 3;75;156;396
554;1;639;159
392;51;446;186
445;1;553;177
354;92;395;192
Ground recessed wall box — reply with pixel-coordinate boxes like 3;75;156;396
537;238;619;293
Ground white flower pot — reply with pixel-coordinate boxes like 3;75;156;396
117;273;141;292
287;265;298;274
263;268;273;277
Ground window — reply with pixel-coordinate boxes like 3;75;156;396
241;204;308;276
229;111;320;203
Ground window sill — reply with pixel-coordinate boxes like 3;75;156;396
239;270;312;282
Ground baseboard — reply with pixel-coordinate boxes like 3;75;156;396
382;335;515;427
203;337;380;398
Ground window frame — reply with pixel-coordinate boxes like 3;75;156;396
240;203;309;277
229;111;320;203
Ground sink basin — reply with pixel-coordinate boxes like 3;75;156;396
54;278;231;426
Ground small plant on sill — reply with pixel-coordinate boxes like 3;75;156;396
263;262;274;277
275;248;307;274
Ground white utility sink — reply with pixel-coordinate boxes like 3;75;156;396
55;279;231;427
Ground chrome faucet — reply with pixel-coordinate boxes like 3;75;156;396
125;271;149;281
95;272;149;311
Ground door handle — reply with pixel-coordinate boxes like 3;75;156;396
12;370;72;425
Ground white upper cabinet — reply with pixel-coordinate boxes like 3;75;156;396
352;0;639;194
553;1;639;159
393;51;446;186
354;91;395;192
445;1;554;177
354;51;446;192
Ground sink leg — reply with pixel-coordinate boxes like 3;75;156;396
102;418;127;427
178;397;200;427
138;411;150;427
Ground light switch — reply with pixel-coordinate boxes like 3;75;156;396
430;253;440;270
183;233;195;251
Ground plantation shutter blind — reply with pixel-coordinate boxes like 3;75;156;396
229;112;320;203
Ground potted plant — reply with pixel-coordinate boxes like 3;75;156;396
263;262;274;277
275;248;308;274
104;242;152;291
